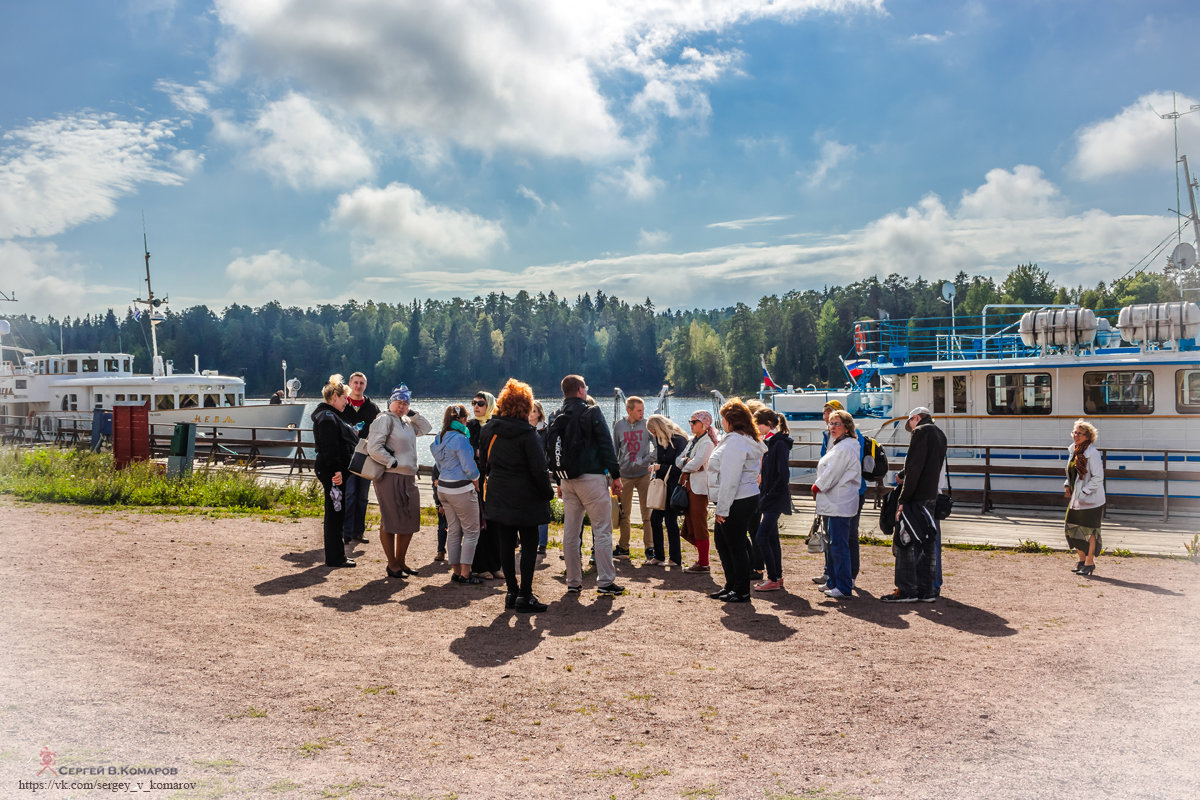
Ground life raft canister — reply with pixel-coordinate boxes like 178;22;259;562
854;323;866;355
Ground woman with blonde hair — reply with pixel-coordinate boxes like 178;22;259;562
1065;420;1105;576
480;379;555;612
646;414;689;567
311;374;360;568
705;399;766;602
468;390;503;579
677;410;718;573
367;384;432;579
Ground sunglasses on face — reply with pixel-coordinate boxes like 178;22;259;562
472;400;487;407
689;419;702;425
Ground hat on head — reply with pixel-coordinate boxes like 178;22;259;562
907;406;931;419
823;400;844;411
389;384;412;403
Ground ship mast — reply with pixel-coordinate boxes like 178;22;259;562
1181;155;1200;254
133;220;168;377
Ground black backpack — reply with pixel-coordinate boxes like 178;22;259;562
861;436;889;481
545;404;592;481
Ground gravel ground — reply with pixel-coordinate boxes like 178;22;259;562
0;498;1197;800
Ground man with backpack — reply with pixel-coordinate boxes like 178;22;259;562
547;374;625;596
882;407;947;603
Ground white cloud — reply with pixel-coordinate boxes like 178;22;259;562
909;31;953;44
1072;91;1200;180
209;0;885;169
330;183;507;268
212;93;374;190
707;214;791;231
638;229;671;249
958;165;1062;218
0;113;188;239
155;79;215;115
602;154;664;200
0;241;132;319
370;167;1172;308
517;185;547;212
224;249;332;307
804;135;857;188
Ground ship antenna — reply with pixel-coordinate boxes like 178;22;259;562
133;214;168;377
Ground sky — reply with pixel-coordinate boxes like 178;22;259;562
2;0;1199;320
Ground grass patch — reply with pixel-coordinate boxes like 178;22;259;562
1014;539;1052;554
858;534;891;546
228;707;268;719
1184;533;1200;563
322;780;378;798
1106;547;1133;558
0;447;321;515
765;786;864;800
945;542;998;551
682;785;721;798
297;737;338;758
592;766;669;789
265;780;301;794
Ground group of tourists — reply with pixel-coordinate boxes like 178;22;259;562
311;371;1108;613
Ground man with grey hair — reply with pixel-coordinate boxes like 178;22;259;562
882;407;946;603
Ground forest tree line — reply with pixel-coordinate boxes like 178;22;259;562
1;264;1187;398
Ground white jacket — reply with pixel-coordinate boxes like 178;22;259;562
706;432;766;517
367;410;432;475
1066;442;1105;510
676;434;716;495
814;434;862;517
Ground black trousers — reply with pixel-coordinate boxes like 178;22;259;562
713;495;756;595
497;523;539;597
321;480;348;566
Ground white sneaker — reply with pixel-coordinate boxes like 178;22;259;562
824;588;848;599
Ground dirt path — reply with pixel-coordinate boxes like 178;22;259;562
1;498;1197;800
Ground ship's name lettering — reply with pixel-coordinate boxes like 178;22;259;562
191;415;236;424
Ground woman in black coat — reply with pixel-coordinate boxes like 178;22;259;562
468;390;504;580
752;408;793;591
646;414;688;567
311;375;360;568
479;379;554;612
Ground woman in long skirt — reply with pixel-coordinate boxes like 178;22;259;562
1065;420;1105;576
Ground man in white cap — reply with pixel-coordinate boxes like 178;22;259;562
882;407;947;603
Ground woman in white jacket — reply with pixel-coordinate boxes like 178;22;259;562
367;384;433;579
812;410;862;598
704;400;766;603
1064;420;1105;576
677;410;718;573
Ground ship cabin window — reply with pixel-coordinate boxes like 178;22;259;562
94;393;103;406
60;393;78;411
1177;370;1200;414
204;393;219;408
931;376;968;414
1083;370;1153;415
179;393;199;409
15;379;26;389
155;394;176;411
115;394;125;402
225;393;238;407
103;358;120;372
82;358;98;373
985;372;1052;415
66;359;77;373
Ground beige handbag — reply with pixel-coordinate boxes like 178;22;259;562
646;474;668;511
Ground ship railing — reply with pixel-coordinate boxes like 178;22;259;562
786;439;1200;521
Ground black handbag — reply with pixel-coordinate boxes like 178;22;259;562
669;473;690;514
933;467;953;520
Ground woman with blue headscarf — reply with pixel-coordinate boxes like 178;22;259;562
368;384;432;579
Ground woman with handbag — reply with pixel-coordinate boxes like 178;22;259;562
1064;420;1105;576
367;384;432;579
431;404;482;584
706;399;766;603
646;414;688;567
677;410;718;573
812;409;861;599
479;379;555;612
752;408;793;591
311;375;360;569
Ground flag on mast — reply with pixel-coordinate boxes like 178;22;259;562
760;354;781;390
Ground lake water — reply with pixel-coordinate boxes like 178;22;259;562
257;393;727;466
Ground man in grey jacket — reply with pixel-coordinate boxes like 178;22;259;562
612;396;653;560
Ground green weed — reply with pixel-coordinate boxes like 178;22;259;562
1014;539;1051;554
1185;533;1200;563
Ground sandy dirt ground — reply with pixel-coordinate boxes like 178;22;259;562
1;498;1198;800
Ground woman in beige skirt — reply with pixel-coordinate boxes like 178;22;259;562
368;384;432;579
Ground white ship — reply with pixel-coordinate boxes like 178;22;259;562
0;236;305;450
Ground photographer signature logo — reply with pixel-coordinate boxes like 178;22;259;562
37;747;57;776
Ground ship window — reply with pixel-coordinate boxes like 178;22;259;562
1175;370;1200;414
15;379;26;389
122;359;131;372
953;376;966;413
155;394;176;411
224;393;237;407
94;394;103;406
985;373;1052;415
932;377;946;414
66;359;77;373
1083;370;1153;415
179;394;198;409
82;358;98;373
104;358;119;372
60;393;78;412
204;393;219;408
115;394;125;402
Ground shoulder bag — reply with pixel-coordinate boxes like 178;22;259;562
349;415;393;481
933;465;954;520
669;473;690;514
646;465;670;511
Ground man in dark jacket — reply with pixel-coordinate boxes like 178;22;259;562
883;406;947;603
337;371;381;544
554;374;624;596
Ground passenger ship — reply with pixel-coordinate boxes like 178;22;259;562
0;238;305;449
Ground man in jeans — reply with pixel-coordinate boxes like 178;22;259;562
337;371;380;545
555;374;624;596
882;407;947;603
612;396;652;560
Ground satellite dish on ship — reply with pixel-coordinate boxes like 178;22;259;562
0;320;10;335
1171;242;1197;270
941;281;956;302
